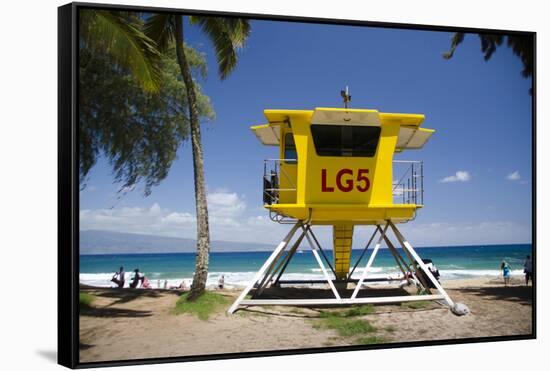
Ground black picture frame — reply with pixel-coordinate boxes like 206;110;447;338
58;2;536;368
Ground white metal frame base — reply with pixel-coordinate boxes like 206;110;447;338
227;220;455;314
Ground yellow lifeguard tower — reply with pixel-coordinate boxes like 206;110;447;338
228;91;461;314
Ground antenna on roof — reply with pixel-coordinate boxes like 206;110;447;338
340;86;351;108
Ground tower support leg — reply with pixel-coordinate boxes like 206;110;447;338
256;226;308;296
227;222;301;314
351;224;389;299
348;227;379;279
228;220;459;314
389;221;455;308
303;227;341;300
382;231;410;282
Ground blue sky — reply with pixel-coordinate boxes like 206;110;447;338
80;18;532;247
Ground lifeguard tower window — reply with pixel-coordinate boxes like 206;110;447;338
284;133;297;163
311;125;381;157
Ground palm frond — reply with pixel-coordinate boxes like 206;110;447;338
81;10;162;92
507;35;533;78
144;13;177;52
442;32;465;59
479;34;504;61
189;16;250;79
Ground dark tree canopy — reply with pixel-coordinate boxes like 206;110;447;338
79;45;214;195
443;33;534;93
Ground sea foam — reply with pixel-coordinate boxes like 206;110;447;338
80;267;523;289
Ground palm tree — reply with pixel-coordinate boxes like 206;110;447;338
145;15;250;300
80;9;163;92
443;32;533;93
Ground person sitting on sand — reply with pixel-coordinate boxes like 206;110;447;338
501;261;511;286
218;275;225;290
523;255;533;286
129;268;144;288
141;276;152;289
111;266;125;288
170;281;188;290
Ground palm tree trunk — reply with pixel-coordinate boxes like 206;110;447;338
174;16;210;301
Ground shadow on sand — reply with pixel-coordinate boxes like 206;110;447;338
81;285;180;307
80;305;154;318
455;285;533;306
80;286;181;318
251;286;412;301
233;286;435;316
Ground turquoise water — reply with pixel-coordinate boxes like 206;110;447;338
80;244;532;288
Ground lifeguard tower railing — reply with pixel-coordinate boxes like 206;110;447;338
262;158;424;209
392;160;424;206
262;158;297;205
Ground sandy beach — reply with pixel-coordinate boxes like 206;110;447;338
79;276;533;363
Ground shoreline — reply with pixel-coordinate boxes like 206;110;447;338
79;271;529;290
79;276;533;363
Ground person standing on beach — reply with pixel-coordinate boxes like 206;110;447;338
500;261;511;286
218;275;225;290
130;268;144;288
523;255;533;286
111;266;125;288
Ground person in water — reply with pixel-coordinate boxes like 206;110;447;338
111;266;125;288
500;261;511;286
218;275;225;290
523;254;533;286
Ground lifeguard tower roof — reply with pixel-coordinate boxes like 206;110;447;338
252;108;434;152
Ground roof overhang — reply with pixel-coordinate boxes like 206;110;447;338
250;124;280;146
251;108;434;150
395;127;434;151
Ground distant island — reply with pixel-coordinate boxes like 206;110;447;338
80;230;275;254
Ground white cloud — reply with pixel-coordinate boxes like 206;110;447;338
439;171;471;183
205;190;247;227
506;171;521;181
80;203;197;238
79;190;283;243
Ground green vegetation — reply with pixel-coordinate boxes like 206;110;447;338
80;10;162;92
318;305;375;318
341;305;376;317
314;312;376;337
416;287;431;295
172;292;228;320
79;35;214;195
312;305;391;345
355;335;387;345
401;300;431;309
79;292;95;308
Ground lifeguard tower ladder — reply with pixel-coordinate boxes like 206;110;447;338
228;95;459;314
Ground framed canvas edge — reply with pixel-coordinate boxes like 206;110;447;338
57;2;537;369
58;2;79;369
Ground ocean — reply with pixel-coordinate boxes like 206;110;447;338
80;244;532;289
